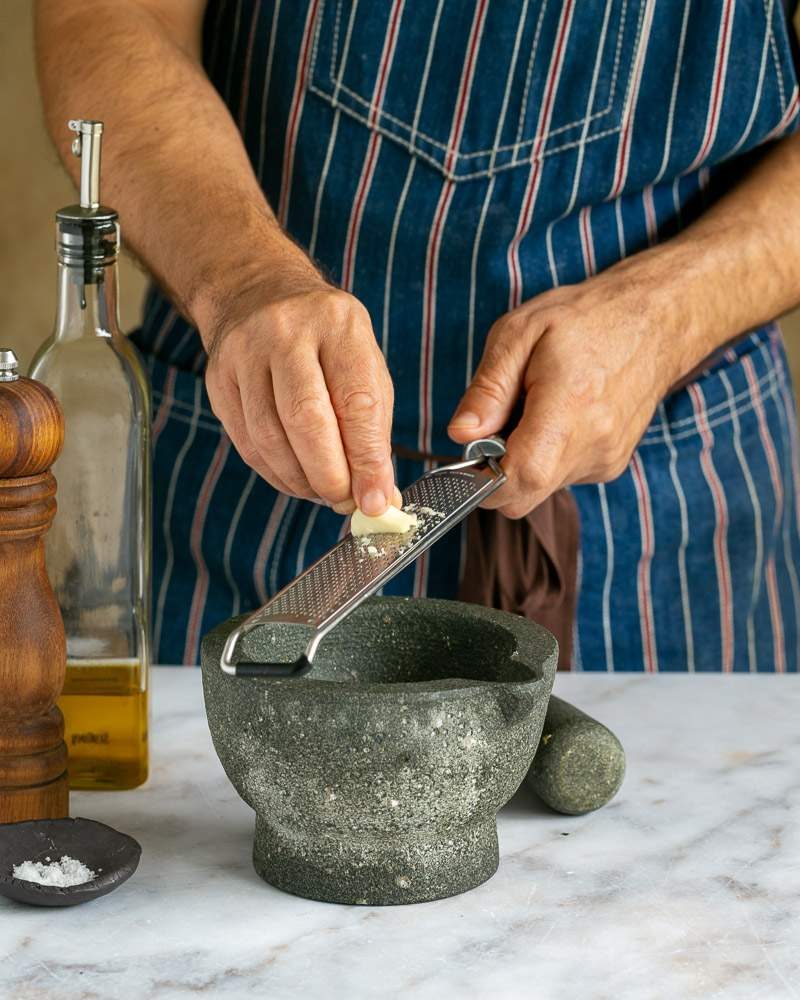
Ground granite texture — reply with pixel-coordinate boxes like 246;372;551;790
2;670;800;1000
526;694;626;814
201;598;557;904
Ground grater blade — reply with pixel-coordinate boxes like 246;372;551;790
220;437;506;677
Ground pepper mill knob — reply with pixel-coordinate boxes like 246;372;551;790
0;348;69;822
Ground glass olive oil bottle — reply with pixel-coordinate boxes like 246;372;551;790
30;120;151;789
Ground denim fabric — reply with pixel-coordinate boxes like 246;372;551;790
133;0;800;669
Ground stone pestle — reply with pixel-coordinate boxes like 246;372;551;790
525;695;625;815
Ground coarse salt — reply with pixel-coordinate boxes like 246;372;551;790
12;855;96;887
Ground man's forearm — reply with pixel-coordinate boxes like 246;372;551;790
607;131;800;383
35;0;316;343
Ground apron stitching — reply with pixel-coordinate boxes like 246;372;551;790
639;361;783;439
490;0;535;176
512;0;551;151
330;0;342;79
768;0;787;112
639;374;784;445
309;0;642;160
304;91;625;180
609;0;653;199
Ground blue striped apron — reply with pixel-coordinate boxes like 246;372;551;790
133;0;800;671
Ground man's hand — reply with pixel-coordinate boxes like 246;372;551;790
449;130;800;519
448;265;687;519
203;272;397;515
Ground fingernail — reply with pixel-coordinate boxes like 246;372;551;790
449;410;481;429
361;489;387;516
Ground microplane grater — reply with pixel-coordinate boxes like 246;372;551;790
220;437;506;677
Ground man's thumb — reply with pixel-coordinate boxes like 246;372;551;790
448;351;522;442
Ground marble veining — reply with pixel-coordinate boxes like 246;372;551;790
1;670;799;1000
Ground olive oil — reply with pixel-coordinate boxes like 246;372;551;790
59;659;148;790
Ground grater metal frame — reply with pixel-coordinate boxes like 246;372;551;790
219;437;506;677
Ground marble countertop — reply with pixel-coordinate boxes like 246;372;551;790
2;669;799;1000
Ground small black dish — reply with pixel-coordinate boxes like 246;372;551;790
0;817;141;907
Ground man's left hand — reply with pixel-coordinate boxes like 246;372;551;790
448;267;689;518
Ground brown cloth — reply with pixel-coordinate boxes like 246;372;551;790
458;493;579;671
394;444;579;670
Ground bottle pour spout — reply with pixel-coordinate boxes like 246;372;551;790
68;119;103;211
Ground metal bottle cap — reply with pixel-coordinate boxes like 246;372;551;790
0;349;20;382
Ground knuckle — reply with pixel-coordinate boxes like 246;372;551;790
318;288;367;327
516;450;559;492
334;387;382;425
588;403;616;444
491;312;525;341
248;415;285;451
286;481;317;501
285;393;330;434
238;442;262;469
472;370;510;407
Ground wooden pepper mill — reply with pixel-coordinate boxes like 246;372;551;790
0;347;69;822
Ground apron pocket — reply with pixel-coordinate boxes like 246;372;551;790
308;0;646;181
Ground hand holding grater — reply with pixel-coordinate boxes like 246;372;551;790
220;437;506;677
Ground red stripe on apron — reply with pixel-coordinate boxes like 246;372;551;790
507;0;576;310
687;0;735;172
342;0;405;290
278;0;322;225
183;436;232;663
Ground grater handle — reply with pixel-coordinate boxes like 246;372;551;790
232;655;313;679
220;623;324;677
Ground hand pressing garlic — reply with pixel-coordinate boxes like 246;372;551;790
351;505;418;537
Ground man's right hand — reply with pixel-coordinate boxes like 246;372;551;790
202;274;397;516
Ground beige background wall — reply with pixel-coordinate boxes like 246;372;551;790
0;1;148;371
3;0;800;384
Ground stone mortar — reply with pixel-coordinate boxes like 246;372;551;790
201;597;557;905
